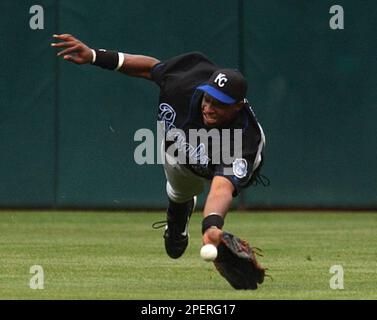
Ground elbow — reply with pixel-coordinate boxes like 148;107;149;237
218;188;233;202
210;184;234;201
210;177;235;197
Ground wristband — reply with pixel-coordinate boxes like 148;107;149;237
91;49;96;64
116;52;125;71
202;214;224;235
92;49;121;70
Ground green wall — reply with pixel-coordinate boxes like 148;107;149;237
243;1;377;208
0;1;56;206
1;1;376;209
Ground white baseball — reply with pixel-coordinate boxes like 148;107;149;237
200;244;218;262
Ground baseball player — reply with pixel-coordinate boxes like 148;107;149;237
52;34;267;289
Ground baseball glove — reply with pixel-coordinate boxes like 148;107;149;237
214;231;266;290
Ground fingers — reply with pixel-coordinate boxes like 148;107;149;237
51;41;76;48
51;34;91;64
56;45;81;57
53;34;75;41
202;227;222;246
63;55;82;64
51;34;78;50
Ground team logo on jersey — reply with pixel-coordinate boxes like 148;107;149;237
232;158;248;178
158;102;210;166
214;73;228;88
158;103;176;131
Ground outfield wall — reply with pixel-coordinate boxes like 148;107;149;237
1;1;376;209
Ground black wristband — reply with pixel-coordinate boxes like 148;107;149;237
92;49;119;70
202;214;224;235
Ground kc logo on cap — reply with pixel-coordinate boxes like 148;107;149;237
214;73;228;88
197;68;247;105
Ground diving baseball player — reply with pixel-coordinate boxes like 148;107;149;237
52;34;267;289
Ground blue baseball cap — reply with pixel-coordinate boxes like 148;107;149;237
197;68;248;105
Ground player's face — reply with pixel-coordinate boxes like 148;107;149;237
201;93;242;127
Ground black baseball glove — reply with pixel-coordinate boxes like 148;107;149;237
214;231;266;290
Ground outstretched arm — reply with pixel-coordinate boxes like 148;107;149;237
51;34;160;80
204;176;234;218
202;176;234;246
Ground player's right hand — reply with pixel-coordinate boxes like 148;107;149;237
202;227;223;247
51;34;93;65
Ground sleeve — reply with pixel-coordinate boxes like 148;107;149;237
216;115;266;197
213;157;256;197
150;52;214;88
150;62;166;87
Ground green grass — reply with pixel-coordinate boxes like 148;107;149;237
0;211;376;299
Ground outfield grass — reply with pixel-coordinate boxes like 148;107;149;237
0;211;376;299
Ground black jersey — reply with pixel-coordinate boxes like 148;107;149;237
151;52;265;196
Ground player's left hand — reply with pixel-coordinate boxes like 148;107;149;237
51;34;93;64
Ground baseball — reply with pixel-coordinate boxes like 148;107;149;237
200;244;218;261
